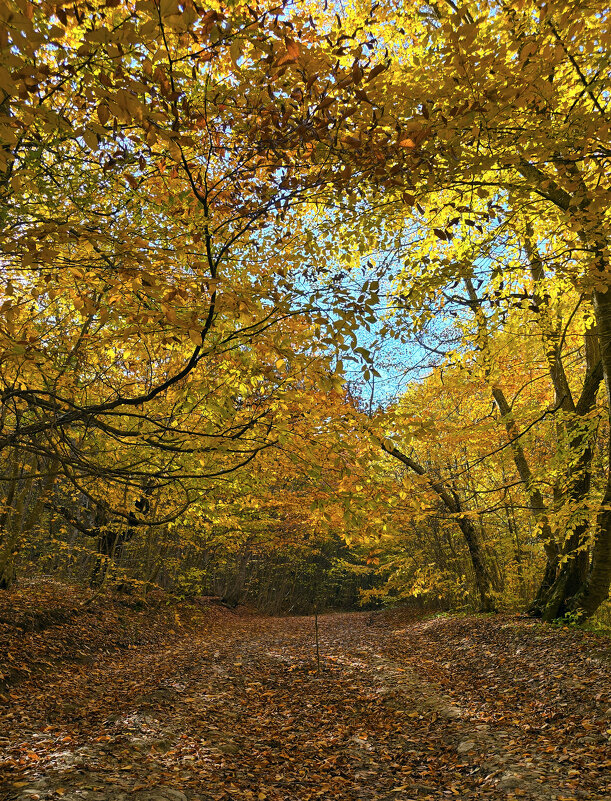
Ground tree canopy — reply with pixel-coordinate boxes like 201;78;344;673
1;0;610;623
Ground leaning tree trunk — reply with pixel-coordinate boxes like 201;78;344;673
472;263;603;619
463;275;574;616
379;438;497;612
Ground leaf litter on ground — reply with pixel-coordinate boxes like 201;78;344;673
1;587;610;801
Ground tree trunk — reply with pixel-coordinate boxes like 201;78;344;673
515;161;610;620
541;526;589;621
537;284;610;619
528;545;559;617
560;285;611;618
457;516;496;612
538;477;593;620
379;439;497;611
0;452;22;588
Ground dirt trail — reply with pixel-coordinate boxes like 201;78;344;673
1;611;610;801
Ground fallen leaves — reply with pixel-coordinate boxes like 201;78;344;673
1;593;610;801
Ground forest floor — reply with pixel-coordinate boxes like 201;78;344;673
1;585;611;801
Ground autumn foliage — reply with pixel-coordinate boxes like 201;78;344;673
0;0;609;625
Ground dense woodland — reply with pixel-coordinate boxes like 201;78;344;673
1;0;611;626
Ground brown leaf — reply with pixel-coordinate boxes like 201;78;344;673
97;104;110;125
366;63;387;81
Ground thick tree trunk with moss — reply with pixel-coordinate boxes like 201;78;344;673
538;443;601;621
0;535;18;589
512;161;611;620
528;541;559;617
537;284;611;619
540;526;590;621
560;285;611;619
539;439;597;621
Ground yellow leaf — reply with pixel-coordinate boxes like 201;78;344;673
230;39;242;65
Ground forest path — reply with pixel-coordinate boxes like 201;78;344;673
2;610;610;801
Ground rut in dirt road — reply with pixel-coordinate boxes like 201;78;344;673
2;612;611;801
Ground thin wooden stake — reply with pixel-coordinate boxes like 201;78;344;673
314;609;321;676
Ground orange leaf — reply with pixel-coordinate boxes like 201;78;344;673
286;39;300;60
